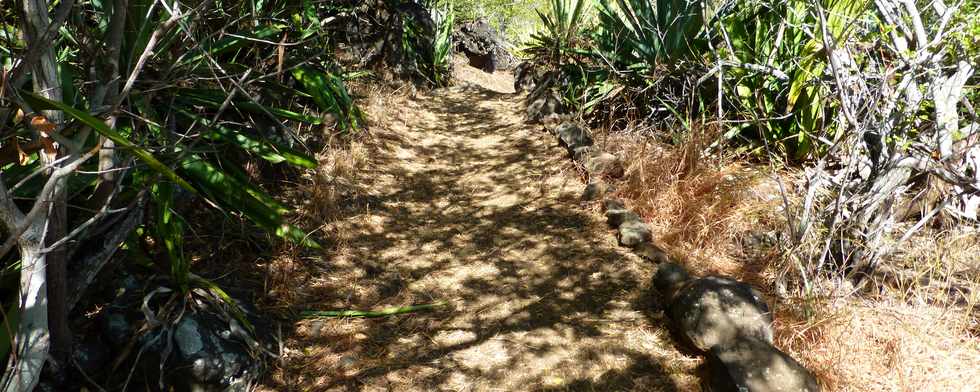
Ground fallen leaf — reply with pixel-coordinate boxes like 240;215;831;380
15;141;30;166
30;115;59;158
30;115;55;134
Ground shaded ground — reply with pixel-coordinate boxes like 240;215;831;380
263;71;700;391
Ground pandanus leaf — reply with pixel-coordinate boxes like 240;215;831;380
291;67;364;132
21;91;197;194
177;89;322;124
151;182;189;293
178;25;283;67
176;109;317;168
178;155;319;248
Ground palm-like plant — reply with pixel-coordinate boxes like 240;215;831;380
432;0;456;86
595;0;707;73
719;0;867;158
0;0;448;388
527;0;588;67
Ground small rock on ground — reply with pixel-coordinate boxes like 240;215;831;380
584;152;625;179
634;242;671;264
582;181;609;201
527;93;564;123
618;219;652;247
556;122;593;150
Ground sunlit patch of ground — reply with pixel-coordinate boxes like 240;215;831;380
261;65;699;390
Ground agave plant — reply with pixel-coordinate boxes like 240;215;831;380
432;1;456;86
527;0;589;67
595;0;708;73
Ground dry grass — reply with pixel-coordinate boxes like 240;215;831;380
598;127;786;283
774;290;980;391
260;84;413;310
308;141;369;222
595;123;980;391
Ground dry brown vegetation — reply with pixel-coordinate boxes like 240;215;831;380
592;122;980;391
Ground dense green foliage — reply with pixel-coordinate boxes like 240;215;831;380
529;0;979;160
527;0;980;294
0;0;451;386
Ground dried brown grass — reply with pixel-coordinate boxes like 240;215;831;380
598;122;980;391
260;84;412;312
772;205;980;391
599;126;786;283
774;293;980;391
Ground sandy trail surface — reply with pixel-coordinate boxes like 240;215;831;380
266;71;699;391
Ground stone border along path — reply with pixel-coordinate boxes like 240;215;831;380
524;87;821;392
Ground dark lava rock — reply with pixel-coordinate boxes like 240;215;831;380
527;93;565;123
582;181;609;201
602;198;627;212
514;61;542;92
653;262;692;299
618;219;652;247
666;275;774;352
454;20;516;73
526;71;558;103
707;337;820;392
169;313;257;391
584;152;625;179
635;242;671;264
556;122;593;150
654;265;820;391
602;199;641;228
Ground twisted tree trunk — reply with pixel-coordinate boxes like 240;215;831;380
0;0;68;389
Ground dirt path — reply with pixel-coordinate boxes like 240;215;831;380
267;74;699;391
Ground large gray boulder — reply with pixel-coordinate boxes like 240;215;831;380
654;264;820;391
707;338;820;392
666;275;774;351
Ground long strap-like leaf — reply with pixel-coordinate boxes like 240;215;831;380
21;92;198;194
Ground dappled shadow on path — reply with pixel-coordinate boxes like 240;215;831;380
263;82;699;391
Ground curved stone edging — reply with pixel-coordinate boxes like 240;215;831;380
522;92;820;391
